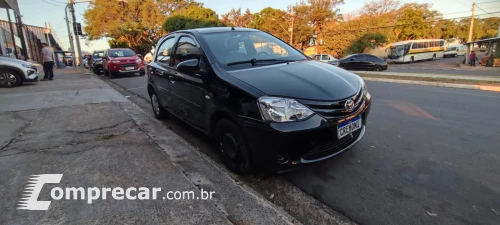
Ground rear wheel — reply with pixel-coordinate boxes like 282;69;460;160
0;70;21;87
374;66;381;71
215;119;251;174
410;57;414;64
150;90;168;120
432;54;436;61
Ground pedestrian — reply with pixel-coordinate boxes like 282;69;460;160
470;50;476;67
40;42;55;81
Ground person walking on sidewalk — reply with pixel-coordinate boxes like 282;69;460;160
40;42;55;81
470;51;477;67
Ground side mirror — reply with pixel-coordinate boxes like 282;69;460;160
176;59;199;74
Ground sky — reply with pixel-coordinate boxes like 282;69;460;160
0;0;498;53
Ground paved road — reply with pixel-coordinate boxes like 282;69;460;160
384;57;499;77
106;74;500;225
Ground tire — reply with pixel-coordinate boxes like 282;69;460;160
150;90;168;120
104;68;109;76
432;54;436;61
0;70;21;88
93;69;101;75
374;66;381;71
215;119;251;174
410;57;414;64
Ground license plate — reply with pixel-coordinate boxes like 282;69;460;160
337;116;362;139
126;67;134;70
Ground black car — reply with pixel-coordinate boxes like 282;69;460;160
91;50;105;74
146;28;371;173
330;53;388;71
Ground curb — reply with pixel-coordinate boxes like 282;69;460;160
361;77;500;93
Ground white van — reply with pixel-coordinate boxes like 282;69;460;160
444;45;466;57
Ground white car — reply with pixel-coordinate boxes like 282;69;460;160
310;54;338;63
0;57;39;87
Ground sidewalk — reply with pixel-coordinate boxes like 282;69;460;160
0;70;297;225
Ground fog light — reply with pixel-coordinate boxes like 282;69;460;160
277;154;288;164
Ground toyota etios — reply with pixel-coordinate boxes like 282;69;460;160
146;27;371;173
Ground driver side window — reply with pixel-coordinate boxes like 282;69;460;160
155;37;176;65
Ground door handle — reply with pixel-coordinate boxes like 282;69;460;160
168;75;175;84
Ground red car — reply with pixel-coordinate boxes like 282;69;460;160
102;48;145;78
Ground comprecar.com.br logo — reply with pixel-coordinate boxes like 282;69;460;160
18;174;215;211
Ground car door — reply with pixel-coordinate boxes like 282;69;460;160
344;56;357;70
149;35;178;108
364;55;378;70
169;35;207;130
355;55;368;70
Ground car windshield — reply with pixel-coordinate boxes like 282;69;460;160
389;45;405;57
93;52;104;58
201;31;306;70
108;49;135;57
446;47;457;51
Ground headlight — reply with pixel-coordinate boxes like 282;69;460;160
358;76;370;98
136;58;142;63
22;64;32;68
258;97;314;122
111;60;121;64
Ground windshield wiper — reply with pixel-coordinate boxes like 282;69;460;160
227;58;296;66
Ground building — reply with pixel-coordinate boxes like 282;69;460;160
0;20;64;63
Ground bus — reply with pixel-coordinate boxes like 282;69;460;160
386;39;445;63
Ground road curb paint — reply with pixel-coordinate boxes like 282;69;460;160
361;77;500;93
476;85;500;92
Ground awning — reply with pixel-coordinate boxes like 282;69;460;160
0;0;20;15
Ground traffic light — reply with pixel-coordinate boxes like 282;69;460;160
73;22;82;36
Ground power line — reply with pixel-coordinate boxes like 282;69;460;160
41;0;65;7
475;5;490;14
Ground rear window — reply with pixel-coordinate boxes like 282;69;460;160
108;49;136;57
93;52;104;58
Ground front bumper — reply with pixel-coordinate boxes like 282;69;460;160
240;95;372;170
24;69;38;82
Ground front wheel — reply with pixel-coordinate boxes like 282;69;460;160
215;119;251;174
410;57;414;64
0;70;21;87
374;66;381;71
432;54;436;61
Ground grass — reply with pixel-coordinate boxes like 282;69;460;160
357;73;500;86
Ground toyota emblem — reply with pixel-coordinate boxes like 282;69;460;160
345;99;355;111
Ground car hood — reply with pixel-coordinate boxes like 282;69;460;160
227;60;361;101
0;56;32;66
110;56;138;63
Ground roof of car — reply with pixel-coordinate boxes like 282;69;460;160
177;27;259;34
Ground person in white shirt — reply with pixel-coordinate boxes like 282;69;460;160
40;42;55;81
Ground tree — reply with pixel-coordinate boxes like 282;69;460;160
221;8;253;27
249;7;290;42
306;0;344;53
84;0;197;52
163;5;224;32
346;33;387;53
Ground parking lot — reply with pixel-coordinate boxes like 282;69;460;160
99;69;500;225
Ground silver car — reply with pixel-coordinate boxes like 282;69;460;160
0;57;38;87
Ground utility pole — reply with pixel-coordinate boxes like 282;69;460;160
65;3;76;68
14;12;29;60
45;23;52;48
468;2;475;43
69;0;84;72
289;16;294;46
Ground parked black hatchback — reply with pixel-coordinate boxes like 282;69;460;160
146;28;371;173
330;53;388;71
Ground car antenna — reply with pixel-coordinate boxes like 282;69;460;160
231;27;235;31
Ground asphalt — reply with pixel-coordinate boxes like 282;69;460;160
105;73;500;225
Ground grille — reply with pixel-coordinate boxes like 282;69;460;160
302;127;363;160
120;63;137;68
300;88;364;119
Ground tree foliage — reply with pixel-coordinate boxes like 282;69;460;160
163;5;224;32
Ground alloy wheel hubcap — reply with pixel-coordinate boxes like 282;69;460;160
0;73;16;86
151;94;160;115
